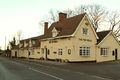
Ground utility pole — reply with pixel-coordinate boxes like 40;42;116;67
4;36;6;50
4;36;6;56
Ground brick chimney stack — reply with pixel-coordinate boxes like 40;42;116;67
59;12;67;21
44;22;48;34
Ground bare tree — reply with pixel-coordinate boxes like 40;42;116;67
39;4;107;31
63;9;74;17
49;9;58;22
74;5;87;15
39;9;58;29
84;4;107;31
108;11;120;38
63;4;108;31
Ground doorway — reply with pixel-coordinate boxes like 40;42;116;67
45;48;48;60
15;51;17;58
115;49;118;60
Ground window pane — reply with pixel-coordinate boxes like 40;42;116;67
83;28;88;35
100;48;108;56
80;47;90;56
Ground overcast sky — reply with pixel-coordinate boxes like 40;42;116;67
0;0;120;50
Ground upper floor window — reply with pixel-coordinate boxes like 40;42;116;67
83;28;88;35
100;48;109;56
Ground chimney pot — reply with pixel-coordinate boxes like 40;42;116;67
59;12;67;21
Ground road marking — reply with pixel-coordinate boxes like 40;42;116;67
23;61;112;80
75;72;112;80
13;59;113;80
29;68;64;80
91;75;112;80
10;60;63;80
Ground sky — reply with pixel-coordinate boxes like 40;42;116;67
0;0;120;50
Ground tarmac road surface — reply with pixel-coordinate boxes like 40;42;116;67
0;57;116;80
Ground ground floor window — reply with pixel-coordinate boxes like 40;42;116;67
68;49;71;55
37;52;40;54
32;50;34;55
80;47;90;56
100;48;109;56
41;48;44;54
58;49;63;55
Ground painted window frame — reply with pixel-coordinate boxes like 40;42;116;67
32;40;36;45
80;47;90;56
100;48;109;56
41;48;44;54
32;49;34;55
58;49;63;55
37;52;40;54
68;49;71;55
83;28;88;35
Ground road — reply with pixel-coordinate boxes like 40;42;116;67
0;57;119;80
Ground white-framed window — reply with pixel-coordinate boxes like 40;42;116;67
83;28;88;35
41;48;44;54
80;47;90;56
58;49;63;55
32;50;34;55
100;48;109;56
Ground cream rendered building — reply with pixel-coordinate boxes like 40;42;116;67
96;31;120;62
41;13;97;62
11;12;120;62
41;12;120;62
11;36;43;59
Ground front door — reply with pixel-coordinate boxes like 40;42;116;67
15;51;17;57
45;48;48;60
115;49;118;60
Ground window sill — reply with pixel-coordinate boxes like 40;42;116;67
101;55;108;57
80;55;90;57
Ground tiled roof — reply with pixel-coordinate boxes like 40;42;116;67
97;30;111;44
11;44;19;49
11;35;45;49
30;35;45;47
44;13;86;38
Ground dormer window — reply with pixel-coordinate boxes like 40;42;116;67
19;43;23;48
32;40;35;45
24;41;28;47
29;40;32;47
52;27;58;37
